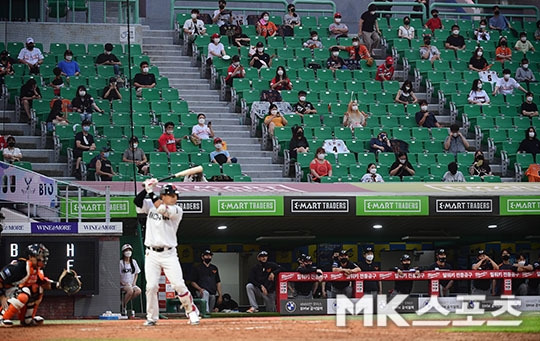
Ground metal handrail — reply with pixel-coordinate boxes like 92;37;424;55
291;0;336;16
368;1;427;22
429;3;539;21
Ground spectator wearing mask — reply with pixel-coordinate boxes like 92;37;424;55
361;163;384;183
224;55;245;86
71;85;104;122
283;4;301;29
57;50;80;77
493;69;527;96
231;26;251;47
183;9;207;49
389;152;415;179
471;250;499;295
18;37;43;75
49;67;65;96
474;19;491;41
245;251;281;313
191;113;215;145
415;100;441;128
120;244;142;316
517;127;540;161
303;31;323;50
521;93;538;117
94;146;115;181
326;46;346;70
329;12;348;39
2;136;22;163
515;32;535;54
445;25;466;51
256;12;278;38
468;79;490;105
133;61;156;90
250;42;272;69
158;121;182;154
515;58;537;83
398;16;415;41
263;104;288;137
495;37;512;64
331;250;361;298
270;66;292;91
375;56;394;81
469;150;492;178
427;249;453;297
102;77;122;101
358;4;381;54
442;162;465;182
293;90;316;118
95;43;122;75
0;51;15;82
212;0;232;27
310;147;332;182
343;100;368;130
333;36;372;70
369;131;393;153
210;137;236;165
444;124;469;155
46;98;69;131
191;250;223;314
395;80;418;106
424;9;443;32
489;6;512;31
469;47;491;72
73;120;96;179
289;125;309;160
19;78;41;122
420;36;440;63
122;136;149;175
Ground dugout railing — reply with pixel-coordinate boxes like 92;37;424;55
277;270;540;312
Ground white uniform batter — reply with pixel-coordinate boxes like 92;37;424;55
134;180;199;326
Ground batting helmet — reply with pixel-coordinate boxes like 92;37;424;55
27;243;50;266
160;184;179;197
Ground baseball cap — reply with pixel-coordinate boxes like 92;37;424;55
334;12;342;18
26;37;34;44
109;77;117;83
202;249;213;256
339;250;349;256
364;247;374;253
385;56;394;64
437;248;446;255
214;137;223;144
478;250;485;255
211;33;220;39
258;251;268;257
304;255;312;262
256;41;264;48
121;244;133;252
401;254;411;261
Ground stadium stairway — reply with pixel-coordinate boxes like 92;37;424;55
142;28;290;182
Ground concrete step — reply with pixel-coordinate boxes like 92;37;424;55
213;124;251;130
253;177;295;182
169;78;211;83
243;170;284;178
235;156;274;164
143;37;174;45
158;71;201;77
11;136;42;148
142;30;175;38
168;83;210;90
230;150;272;158
195;118;240;124
1;123;33;136
147;59;193;66
213;130;251;138
31;163;67;177
20;149;56;162
225;143;263;151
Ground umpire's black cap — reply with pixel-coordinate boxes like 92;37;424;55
160;184;179;197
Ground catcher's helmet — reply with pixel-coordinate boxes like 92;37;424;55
160;184;179;197
27;243;50;266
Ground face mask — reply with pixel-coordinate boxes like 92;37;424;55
103;152;110;158
351;105;358;111
424;40;431;45
477;51;483;56
503;74;510;80
399;159;407;164
277;70;284;76
369;168;377;174
477;83;483;89
105;50;111;55
312;36;318;41
370;11;375;15
335;18;341;23
380;134;386;140
167;130;174;135
494;11;500;15
502;255;510;261
480;25;486;29
213;38;221;44
518;260;526;266
317;153;325;160
332;51;339;57
340;257;348;263
191;13;197;19
404;20;410;25
405;86;410;91
198;118;205;124
215;143;222;149
366;254;374;261
8;142;15;147
352;41;359;47
421;105;428;111
79;91;86;96
527;96;533;102
83;126;90;132
453;30;459;35
433;14;438;18
402;263;410;269
290;8;295;12
501;41;507;46
66;55;73;61
132;143;138;149
523;64;529;69
232;62;239;67
257;47;264;53
529;132;536;138
299;96;306;102
438;257;446;263
521;37;527;42
219;5;225;9
124;251;132;257
297;130;303;136
203;258;211;264
27;44;34;50
271;109;278;115
143;67;149;73
453;133;458;137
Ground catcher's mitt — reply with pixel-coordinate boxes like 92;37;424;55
57;269;82;295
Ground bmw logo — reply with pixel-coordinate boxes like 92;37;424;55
286;301;296;312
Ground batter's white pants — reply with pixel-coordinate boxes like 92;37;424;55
145;248;190;322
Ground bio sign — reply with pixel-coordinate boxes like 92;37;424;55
500;196;540;215
210;196;284;216
356;196;429;216
60;197;137;218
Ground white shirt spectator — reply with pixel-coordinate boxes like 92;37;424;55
419;45;440;60
192;124;212;139
183;19;206;35
442;171;465;182
213;9;232;27
119;259;141;286
18;47;44;66
495;77;521;95
361;173;384;182
207;42;225;60
398;25;415;40
468;90;490;104
474;29;490;41
3;147;22;160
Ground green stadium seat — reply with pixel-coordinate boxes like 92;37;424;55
149;152;169;164
161;88;179;101
337;153;357;166
222;163;242;177
203;163;222;178
190;152;210;166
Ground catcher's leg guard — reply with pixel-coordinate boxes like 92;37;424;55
3;289;29;320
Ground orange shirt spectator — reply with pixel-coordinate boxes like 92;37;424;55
310;148;332;182
495;46;512;63
256;12;278;38
345;44;371;60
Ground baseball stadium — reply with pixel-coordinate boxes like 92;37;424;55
1;0;540;340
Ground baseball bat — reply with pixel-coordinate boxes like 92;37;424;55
156;165;203;182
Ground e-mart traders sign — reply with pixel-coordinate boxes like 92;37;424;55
356;196;429;216
60;197;137;218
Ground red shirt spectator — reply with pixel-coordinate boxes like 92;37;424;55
345;44;371;60
309;158;332;181
425;17;442;32
158;131;177;153
224;57;245;86
0;135;5;150
375;57;395;81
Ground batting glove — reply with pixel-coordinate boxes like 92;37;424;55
144;178;158;193
156;204;167;215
